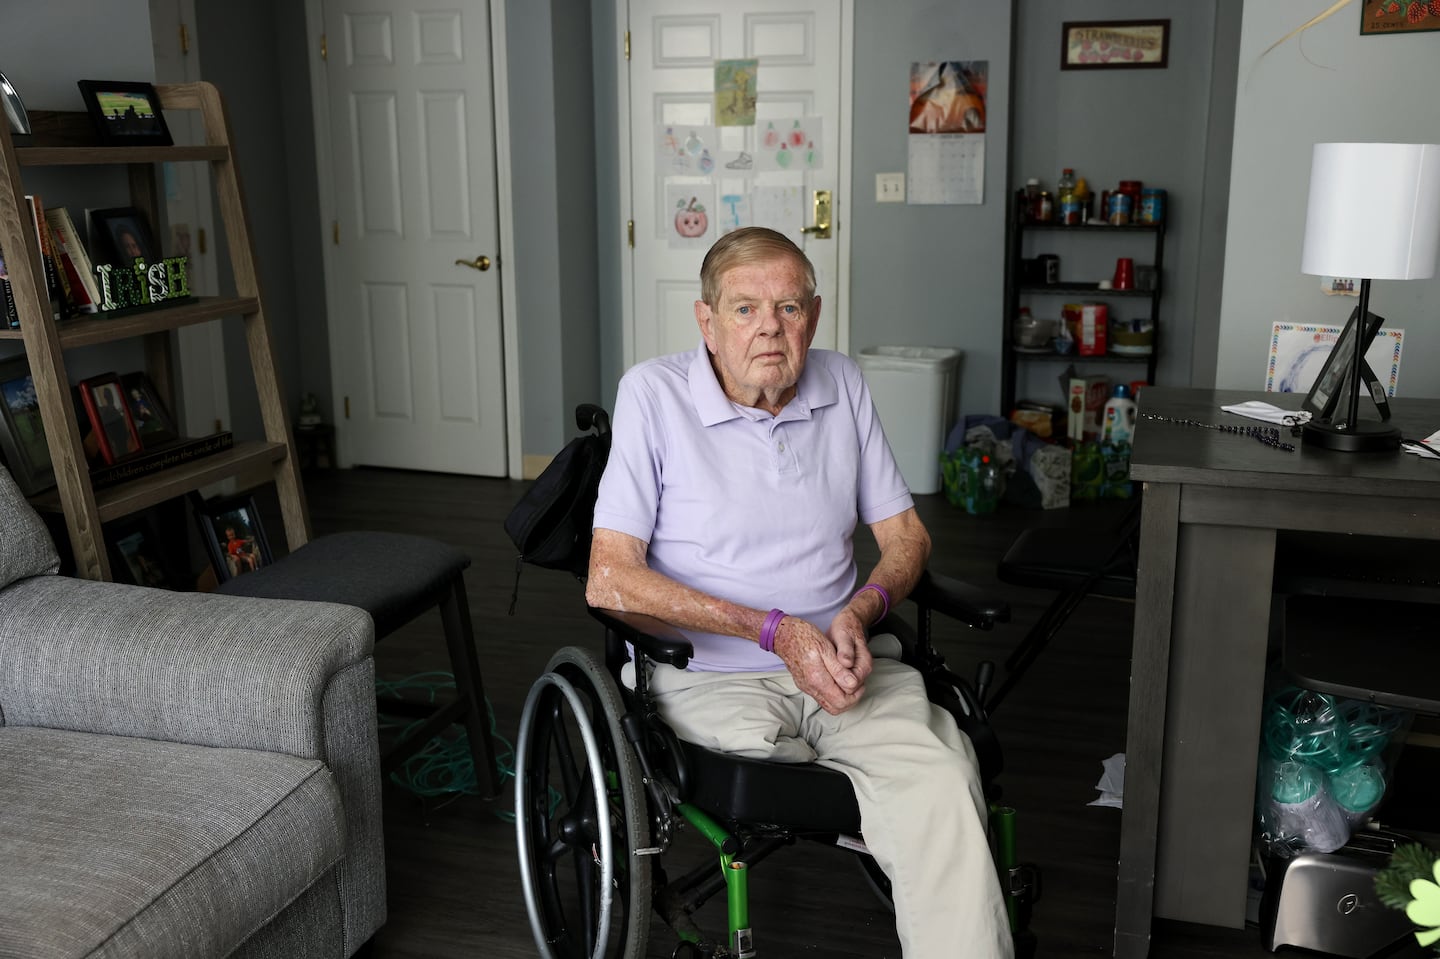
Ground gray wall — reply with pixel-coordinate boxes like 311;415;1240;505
1007;0;1241;408
194;0;312;442
1217;2;1440;397
845;1;1012;421
508;0;602;460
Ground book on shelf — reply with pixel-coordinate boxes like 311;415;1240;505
43;207;99;314
23;194;62;320
90;430;235;489
0;243;17;329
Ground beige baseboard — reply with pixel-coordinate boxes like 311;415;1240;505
521;454;553;481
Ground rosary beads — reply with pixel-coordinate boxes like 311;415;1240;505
1141;413;1297;451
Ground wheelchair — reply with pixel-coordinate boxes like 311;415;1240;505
513;406;1040;959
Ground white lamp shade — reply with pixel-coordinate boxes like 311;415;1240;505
1300;142;1440;280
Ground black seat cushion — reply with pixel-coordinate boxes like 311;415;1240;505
680;740;861;834
216;531;469;638
996;525;1136;600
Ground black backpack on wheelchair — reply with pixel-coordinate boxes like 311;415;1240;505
508;405;1040;959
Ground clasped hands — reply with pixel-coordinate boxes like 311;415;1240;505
771;607;872;715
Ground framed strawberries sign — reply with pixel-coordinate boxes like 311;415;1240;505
1061;20;1170;70
1362;0;1440;34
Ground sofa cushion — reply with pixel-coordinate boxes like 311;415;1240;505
0;727;346;959
0;464;58;589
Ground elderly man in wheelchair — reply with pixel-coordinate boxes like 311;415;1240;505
515;228;1034;958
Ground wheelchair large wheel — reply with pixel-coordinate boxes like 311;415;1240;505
516;646;651;959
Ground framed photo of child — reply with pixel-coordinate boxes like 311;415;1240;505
191;491;273;583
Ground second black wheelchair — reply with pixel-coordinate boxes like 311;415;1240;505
511;406;1040;958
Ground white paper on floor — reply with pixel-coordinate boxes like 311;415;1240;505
1088;752;1125;808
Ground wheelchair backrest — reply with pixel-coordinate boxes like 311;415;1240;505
505;404;612;584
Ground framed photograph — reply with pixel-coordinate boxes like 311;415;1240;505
1062;20;1170;70
88;207;160;266
106;513;174;589
192;492;273;583
119;371;178;449
1302;308;1388;423
77;373;143;465
0;355;55;495
76;80;172;146
1362;1;1440;36
1;70;31;137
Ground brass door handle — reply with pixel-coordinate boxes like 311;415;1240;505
801;190;832;239
455;255;492;271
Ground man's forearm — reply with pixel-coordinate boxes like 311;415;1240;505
586;558;770;642
850;523;931;627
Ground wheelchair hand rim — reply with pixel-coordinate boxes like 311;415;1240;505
515;671;616;959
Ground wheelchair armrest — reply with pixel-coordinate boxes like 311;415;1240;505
586;606;694;669
910;569;1010;631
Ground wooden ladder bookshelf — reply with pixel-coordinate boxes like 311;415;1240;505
0;81;309;580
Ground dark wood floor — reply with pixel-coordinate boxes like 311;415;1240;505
298;466;1279;959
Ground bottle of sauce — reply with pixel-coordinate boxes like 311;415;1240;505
1056;168;1078;225
1023;178;1041;222
1074;176;1093;223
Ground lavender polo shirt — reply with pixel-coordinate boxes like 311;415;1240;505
592;343;913;672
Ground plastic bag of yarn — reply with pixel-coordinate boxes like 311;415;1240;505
1255;686;1409;856
1329;759;1387;829
1255;758;1350;857
1262;687;1350;772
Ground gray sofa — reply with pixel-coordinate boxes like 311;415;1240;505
0;466;386;958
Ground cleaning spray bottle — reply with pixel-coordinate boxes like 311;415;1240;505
1102;384;1138;445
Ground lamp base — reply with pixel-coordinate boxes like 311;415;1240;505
1301;419;1402;452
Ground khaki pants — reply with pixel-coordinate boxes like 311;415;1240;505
643;657;1014;959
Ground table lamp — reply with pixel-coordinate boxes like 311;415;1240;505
1299;142;1440;452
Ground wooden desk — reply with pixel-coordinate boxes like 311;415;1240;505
1113;387;1440;958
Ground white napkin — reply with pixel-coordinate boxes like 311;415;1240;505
1220;400;1312;427
1088;752;1126;809
1403;429;1440;459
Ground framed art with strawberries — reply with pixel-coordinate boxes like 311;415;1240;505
1061;20;1170;70
1362;0;1440;35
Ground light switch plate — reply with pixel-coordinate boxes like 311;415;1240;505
876;172;905;203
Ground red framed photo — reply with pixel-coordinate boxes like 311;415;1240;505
78;373;143;465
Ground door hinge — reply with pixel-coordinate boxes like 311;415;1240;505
624;30;630;60
197;227;207;254
320;32;328;61
179;23;190;55
627;219;634;248
332;221;340;245
344;396;351;419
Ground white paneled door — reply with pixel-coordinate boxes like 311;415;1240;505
624;0;852;364
319;0;506;475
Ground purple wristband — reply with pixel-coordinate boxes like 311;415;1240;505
853;583;891;622
759;608;786;653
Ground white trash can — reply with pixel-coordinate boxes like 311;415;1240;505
856;346;962;496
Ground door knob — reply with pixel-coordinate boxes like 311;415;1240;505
455;255;492;271
800;190;832;239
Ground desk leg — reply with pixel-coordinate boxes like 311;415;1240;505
1114;484;1180;959
1154;523;1274;925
